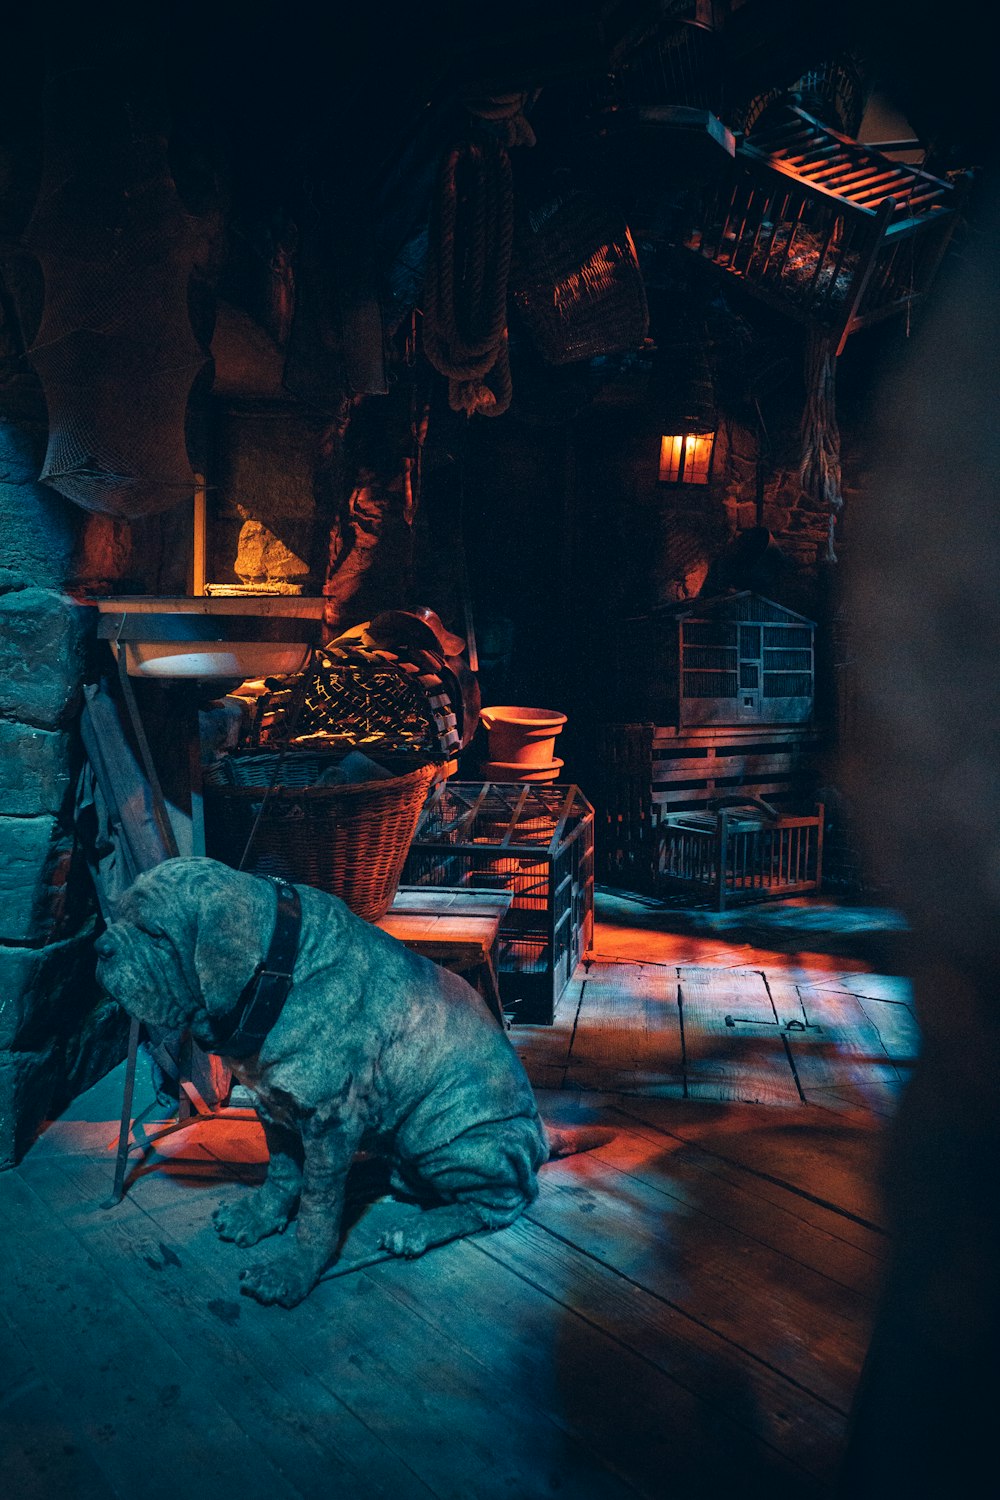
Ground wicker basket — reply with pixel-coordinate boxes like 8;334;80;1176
203;753;437;921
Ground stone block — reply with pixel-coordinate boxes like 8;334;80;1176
0;814;75;942
0;588;88;728
0;722;72;816
0;1047;62;1168
0;418;46;484
0;419;78;589
0;920;124;1169
0;927;97;1051
60;998;128;1105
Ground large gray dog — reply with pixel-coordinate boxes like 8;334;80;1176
94;856;580;1307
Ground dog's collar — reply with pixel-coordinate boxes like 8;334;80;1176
207;877;302;1059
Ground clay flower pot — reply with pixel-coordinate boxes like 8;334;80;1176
479;706;567;766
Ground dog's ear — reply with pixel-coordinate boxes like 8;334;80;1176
192;870;274;1017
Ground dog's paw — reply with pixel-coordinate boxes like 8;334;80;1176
378;1223;431;1259
239;1256;316;1308
213;1196;291;1248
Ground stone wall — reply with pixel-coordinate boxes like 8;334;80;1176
0;417;126;1168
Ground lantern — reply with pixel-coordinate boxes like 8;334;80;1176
658;428;716;484
657;326;717;485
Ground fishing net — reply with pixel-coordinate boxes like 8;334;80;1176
24;69;207;518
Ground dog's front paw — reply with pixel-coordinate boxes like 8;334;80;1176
213;1194;292;1248
239;1256;317;1308
379;1223;431;1259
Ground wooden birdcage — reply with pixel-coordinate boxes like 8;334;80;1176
618;592;816;728
685;105;969;353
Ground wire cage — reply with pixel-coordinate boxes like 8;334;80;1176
402;782;595;1024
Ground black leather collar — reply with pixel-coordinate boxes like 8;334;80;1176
207;877;302;1058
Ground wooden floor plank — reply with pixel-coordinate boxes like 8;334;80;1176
598;1095;887;1256
48;1153;641;1500
853;994;921;1066
679;968;802;1105
573;1118;883;1296
567;964;684;1095
361;1232;778;1498
0;1168;309;1500
0;1310;121;1500
819;973;914;1005
602;1095;886;1234
480;1213;841;1487
769;982;903;1114
23;1153;456;1500
510;975;582;1081
527;1150;873;1412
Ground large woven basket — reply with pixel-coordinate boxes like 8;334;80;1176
203;753;437;921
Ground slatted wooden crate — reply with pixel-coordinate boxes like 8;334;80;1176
593;721;822;890
658;801;824;910
402;782;595;1025
685;104;969;353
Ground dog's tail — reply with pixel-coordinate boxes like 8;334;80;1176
545;1125;616;1160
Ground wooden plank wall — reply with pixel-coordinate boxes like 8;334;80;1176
594;723;822;889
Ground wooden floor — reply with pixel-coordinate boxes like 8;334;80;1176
0;892;917;1500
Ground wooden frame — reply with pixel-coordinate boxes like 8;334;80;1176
686;106;969;354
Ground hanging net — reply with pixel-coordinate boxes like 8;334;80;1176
23;69;207;518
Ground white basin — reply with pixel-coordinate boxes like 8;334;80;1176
92;595;326;679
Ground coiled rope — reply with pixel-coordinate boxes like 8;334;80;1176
422;136;515;418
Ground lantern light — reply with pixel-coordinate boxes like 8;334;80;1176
656;322;717;485
658;428;716;484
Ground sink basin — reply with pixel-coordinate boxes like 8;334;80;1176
92;596;326;679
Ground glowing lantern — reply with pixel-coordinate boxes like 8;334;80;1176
658;429;716;484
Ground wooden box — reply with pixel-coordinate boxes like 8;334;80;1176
592;721;821;891
658;800;824;910
402;782;595;1024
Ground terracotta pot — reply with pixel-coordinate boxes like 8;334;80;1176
480;757;564;783
479;706;567;765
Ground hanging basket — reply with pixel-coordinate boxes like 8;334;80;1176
203;753;437;921
509;190;649;366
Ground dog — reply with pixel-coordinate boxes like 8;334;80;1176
94;856;601;1306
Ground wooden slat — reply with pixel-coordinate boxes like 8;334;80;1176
566;963;684;1094
679;967;802;1105
767;979;902;1115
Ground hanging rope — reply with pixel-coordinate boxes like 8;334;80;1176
422;137;514;418
799;330;843;562
463;90;539;149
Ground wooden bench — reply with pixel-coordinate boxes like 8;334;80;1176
377;887;514;1025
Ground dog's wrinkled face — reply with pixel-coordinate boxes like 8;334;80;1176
95;857;273;1035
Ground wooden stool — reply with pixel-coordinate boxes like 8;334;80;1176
376;887;513;1025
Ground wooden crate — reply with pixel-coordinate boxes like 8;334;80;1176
659;802;824;910
685;104;968;354
593;721;822;890
402;782;595;1025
